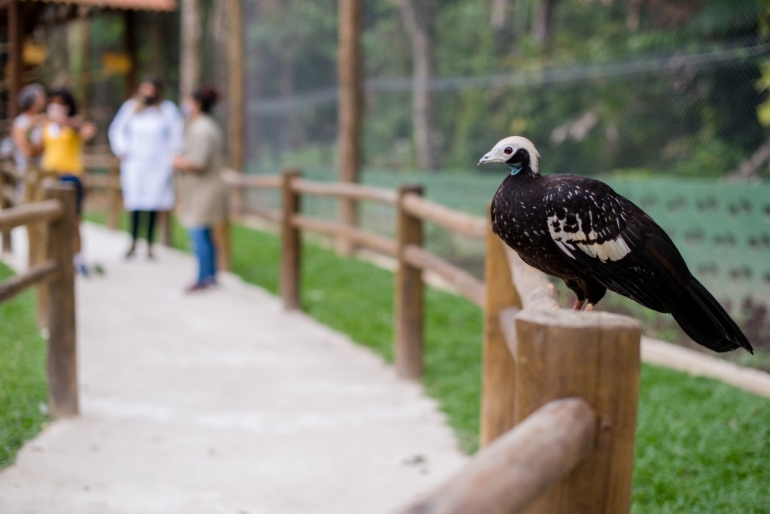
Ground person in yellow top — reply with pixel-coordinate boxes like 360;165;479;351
41;88;96;275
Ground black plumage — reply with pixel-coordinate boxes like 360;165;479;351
479;136;752;354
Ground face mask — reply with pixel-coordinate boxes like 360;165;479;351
47;103;68;121
142;95;157;106
181;103;192;118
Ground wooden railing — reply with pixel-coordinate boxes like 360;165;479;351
0;183;78;419
223;168;643;513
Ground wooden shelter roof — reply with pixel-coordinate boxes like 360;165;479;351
19;0;176;12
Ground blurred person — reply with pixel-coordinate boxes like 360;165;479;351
108;78;184;259
41;87;97;276
11;83;46;172
172;85;227;293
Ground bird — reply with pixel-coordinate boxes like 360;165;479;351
479;136;753;354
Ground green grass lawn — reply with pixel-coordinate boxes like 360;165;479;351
83;213;770;511
0;262;49;469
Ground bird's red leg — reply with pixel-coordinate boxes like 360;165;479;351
583;303;595;313
572;298;585;311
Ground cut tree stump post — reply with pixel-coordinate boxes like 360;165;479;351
45;184;79;418
513;309;641;514
394;185;424;379
479;221;523;447
280;169;301;310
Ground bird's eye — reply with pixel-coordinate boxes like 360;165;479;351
504;147;514;155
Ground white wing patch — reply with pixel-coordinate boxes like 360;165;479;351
547;214;631;262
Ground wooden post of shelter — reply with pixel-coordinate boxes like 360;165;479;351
44;184;79;418
479;222;523;447
280;169;301;310
512;309;641;513
8;0;22;119
335;0;363;256
394;185;424;379
0;166;12;253
123;9;138;99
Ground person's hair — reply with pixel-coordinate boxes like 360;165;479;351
139;77;164;97
47;87;78;117
18;83;45;112
192;85;219;114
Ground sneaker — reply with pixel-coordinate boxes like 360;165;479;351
185;282;211;294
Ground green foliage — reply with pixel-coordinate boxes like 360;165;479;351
0;263;49;469
633;365;770;512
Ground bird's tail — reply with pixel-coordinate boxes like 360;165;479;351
666;278;753;354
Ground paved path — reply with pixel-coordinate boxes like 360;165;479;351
0;224;467;514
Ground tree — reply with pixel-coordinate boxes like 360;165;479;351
399;0;439;170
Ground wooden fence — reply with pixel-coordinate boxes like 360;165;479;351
223;168;643;513
0;183;78;419
4;158;643;511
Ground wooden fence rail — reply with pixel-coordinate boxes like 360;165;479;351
0;184;78;419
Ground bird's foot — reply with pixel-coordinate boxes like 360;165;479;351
583;303;595;313
572;299;586;311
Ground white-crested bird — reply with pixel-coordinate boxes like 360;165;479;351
480;136;752;354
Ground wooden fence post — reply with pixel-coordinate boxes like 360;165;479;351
0;166;11;253
44;184;79;418
479;221;523;447
513;309;641;514
280;169;301;310
394;185;424;379
107;159;121;230
159;211;172;247
26;169;50;327
214;219;231;272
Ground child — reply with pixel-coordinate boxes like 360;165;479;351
41;87;96;275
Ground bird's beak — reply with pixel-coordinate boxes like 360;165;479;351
478;152;493;166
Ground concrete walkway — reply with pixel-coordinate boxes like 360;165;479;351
0;224;467;514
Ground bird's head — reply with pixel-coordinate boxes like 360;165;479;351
478;136;540;176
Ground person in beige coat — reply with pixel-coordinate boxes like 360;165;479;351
172;85;228;292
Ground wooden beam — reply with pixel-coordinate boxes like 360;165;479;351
123;9;137;99
395;398;596;514
479;224;522;447
394;185;424;379
335;0;363;256
0;200;63;233
0;259;58;303
8;0;21;118
45;185;79;418
280;169;301;310
226;0;244;171
180;0;202;97
513;309;641;513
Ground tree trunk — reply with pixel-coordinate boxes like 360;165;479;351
336;0;363;255
400;0;438;170
180;0;203;97
532;0;560;47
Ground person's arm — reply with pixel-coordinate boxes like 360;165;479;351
11;120;41;158
108;100;134;158
173;123;210;173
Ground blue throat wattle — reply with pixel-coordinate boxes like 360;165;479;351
508;163;523;176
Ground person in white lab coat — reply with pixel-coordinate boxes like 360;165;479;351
108;78;184;259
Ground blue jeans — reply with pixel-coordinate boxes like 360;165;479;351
188;227;217;284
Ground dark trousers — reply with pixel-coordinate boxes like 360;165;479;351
129;210;157;244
